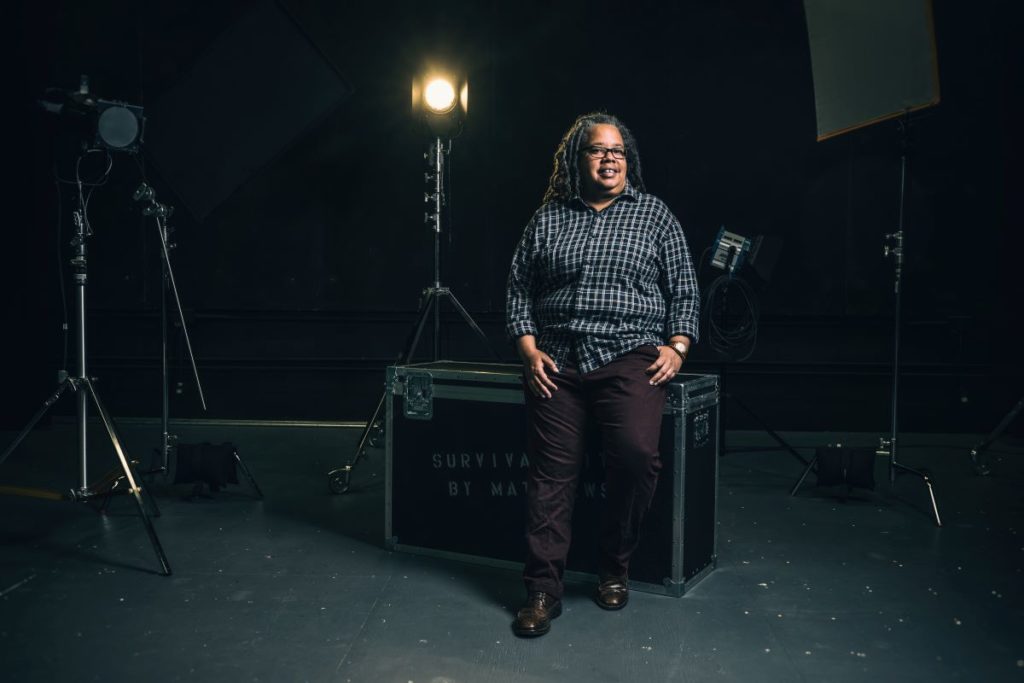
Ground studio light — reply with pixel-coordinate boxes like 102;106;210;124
710;228;757;275
95;99;144;151
40;76;145;153
329;65;479;493
703;227;782;362
424;79;457;113
708;227;781;283
412;70;468;136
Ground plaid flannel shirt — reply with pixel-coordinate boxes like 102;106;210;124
505;184;700;374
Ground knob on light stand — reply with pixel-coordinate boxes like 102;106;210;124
134;182;172;217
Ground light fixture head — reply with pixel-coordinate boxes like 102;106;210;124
412;70;468;137
424;78;457;114
710;227;755;275
95;99;145;152
43;75;145;153
708;227;780;282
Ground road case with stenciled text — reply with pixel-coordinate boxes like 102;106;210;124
384;361;719;596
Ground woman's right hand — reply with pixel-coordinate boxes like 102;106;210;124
521;348;559;399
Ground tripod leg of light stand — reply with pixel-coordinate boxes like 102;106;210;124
892;459;942;527
789;454;818;496
328;292;439;494
329;392;385;494
405;289;439;366
155;215;206;412
442;289;503;362
0;382;73;468
83;378;172;575
234;450;263;499
729;394;810;467
969;396;1023;476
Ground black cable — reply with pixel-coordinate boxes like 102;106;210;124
75;150;113;236
55;149;113;187
702;272;759;362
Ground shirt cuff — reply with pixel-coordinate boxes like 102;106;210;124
507;320;539;338
667;322;699;345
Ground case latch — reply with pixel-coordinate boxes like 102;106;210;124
404;371;434;420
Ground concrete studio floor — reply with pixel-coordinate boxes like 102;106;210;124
0;419;1021;682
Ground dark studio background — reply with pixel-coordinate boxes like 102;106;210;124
7;0;1023;434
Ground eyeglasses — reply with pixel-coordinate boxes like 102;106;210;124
582;145;626;160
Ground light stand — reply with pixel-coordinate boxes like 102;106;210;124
132;184;207;470
876;115;941;526
133;183;262;497
0;175;172;575
327;135;501;494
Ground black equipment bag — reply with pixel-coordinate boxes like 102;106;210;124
815;446;876;489
172;442;240;492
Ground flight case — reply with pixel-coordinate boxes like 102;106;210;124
384;361;719;596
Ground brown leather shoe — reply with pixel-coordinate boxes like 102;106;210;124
512;592;562;637
595;577;629;610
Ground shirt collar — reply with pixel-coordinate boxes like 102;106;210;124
570;181;640;210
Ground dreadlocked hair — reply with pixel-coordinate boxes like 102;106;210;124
542;112;646;205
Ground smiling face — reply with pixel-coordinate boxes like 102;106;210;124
577;123;628;207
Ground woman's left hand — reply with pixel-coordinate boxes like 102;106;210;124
646;346;684;386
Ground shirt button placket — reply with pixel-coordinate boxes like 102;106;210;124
571;214;593;324
574;212;599;367
583;213;599;272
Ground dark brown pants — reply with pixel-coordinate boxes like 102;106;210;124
523;347;666;598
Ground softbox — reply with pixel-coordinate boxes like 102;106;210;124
803;0;940;140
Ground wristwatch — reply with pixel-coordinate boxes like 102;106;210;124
669;341;689;360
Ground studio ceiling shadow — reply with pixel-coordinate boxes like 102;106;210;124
145;0;353;221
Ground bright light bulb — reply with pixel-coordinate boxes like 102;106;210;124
424;78;456;113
